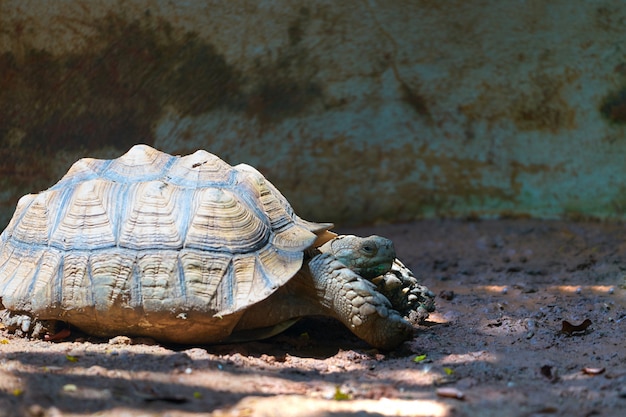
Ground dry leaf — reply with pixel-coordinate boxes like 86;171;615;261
582;367;605;375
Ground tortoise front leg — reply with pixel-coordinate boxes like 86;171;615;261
307;253;415;350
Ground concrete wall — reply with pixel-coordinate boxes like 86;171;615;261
1;0;626;227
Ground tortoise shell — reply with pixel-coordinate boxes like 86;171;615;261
0;145;331;340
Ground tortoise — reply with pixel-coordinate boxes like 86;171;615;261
0;145;434;349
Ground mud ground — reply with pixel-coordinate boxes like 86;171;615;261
1;219;626;417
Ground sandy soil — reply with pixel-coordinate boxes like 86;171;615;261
2;219;626;417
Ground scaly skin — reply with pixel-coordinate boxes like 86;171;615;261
307;253;415;349
318;235;395;279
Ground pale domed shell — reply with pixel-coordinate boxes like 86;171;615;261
0;144;331;320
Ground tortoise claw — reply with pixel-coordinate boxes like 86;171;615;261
44;327;72;341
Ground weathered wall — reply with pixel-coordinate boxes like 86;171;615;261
1;1;626;226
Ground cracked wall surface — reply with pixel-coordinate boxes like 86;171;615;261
1;0;626;226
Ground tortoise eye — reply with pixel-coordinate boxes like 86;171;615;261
361;244;376;255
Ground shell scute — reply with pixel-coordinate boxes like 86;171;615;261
184;187;270;253
178;249;231;311
60;252;93;310
0;245;44;310
136;252;183;312
105;144;174;182
29;250;63;311
11;192;55;245
49;181;116;250
118;181;185;250
53;157;108;190
89;250;136;309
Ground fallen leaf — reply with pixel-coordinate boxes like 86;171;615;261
413;354;427;363
0;339;9;344
443;367;454;375
436;387;465;400
65;355;79;363
561;319;592;335
63;384;77;392
582;367;605;375
333;386;350;401
12;389;23;397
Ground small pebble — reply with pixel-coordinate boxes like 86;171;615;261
436;387;465;400
608;287;615;295
108;336;132;345
575;287;582;294
526;319;536;337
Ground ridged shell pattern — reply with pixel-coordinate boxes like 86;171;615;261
0;145;327;320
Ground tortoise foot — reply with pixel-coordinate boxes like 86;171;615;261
372;259;436;325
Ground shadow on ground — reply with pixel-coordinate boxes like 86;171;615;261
2;219;626;416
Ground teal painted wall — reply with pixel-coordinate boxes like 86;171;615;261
1;1;626;226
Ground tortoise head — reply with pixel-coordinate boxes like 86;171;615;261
318;235;396;279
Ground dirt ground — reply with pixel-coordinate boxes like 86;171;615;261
2;219;626;417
